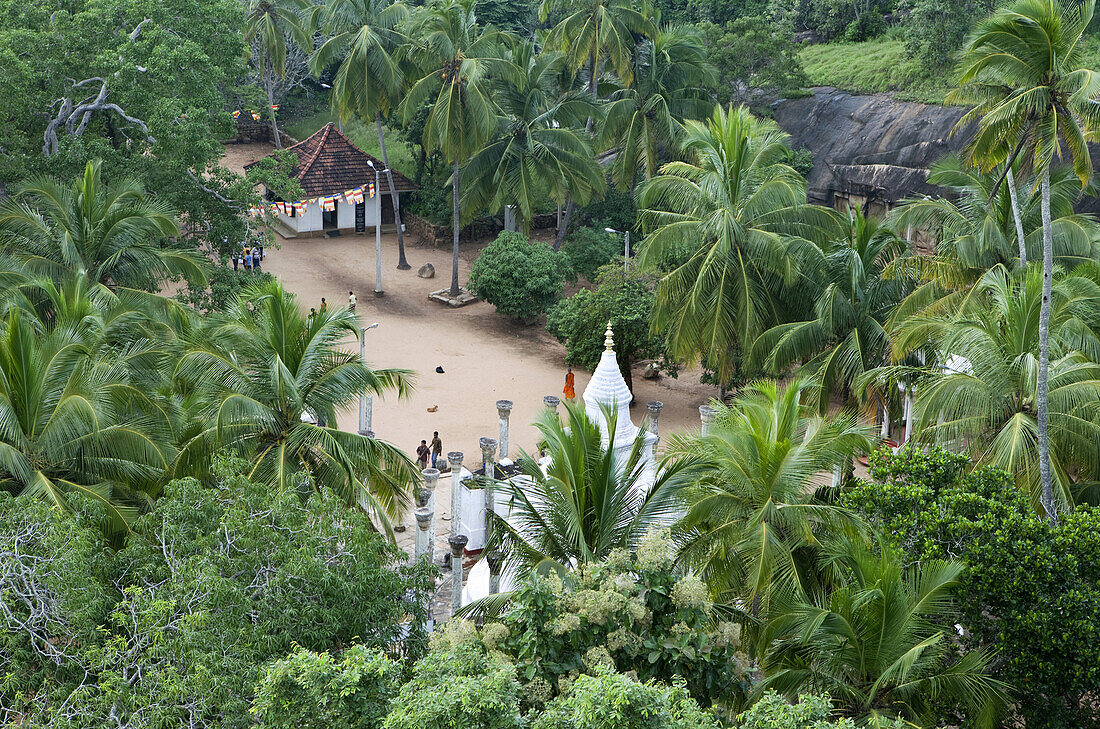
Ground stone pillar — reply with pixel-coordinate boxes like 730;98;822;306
504;205;516;232
543;395;560;412
421;468;439;562
448;534;468;614
496;400;513;461
487;549;504;594
414;507;433;562
479;437;498;542
447;452;463;542
646;401;663;435
699;404;717;436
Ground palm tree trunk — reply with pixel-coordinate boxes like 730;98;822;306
552;49;600;252
266;69;282;149
451;162;461;298
1007;167;1026;266
377;113;410;270
1038;168;1055;523
553;199;575;251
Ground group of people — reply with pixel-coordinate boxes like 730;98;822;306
232;243;264;272
416;432;443;470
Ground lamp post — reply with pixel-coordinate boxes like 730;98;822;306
605;227;630;271
358;322;379;436
367;160;387;297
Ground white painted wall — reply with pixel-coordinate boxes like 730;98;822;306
276;196;382;233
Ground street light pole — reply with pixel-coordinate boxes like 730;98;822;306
359;322;379;436
605;227;630;271
368;161;386;297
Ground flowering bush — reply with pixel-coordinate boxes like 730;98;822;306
480;533;749;711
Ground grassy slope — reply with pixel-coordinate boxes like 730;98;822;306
283;110;418;179
799;34;1100;106
798;39;951;104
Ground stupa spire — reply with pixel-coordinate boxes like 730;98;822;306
604;320;614;351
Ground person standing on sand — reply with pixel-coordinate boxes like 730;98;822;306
416;439;430;469
244;250;253;271
320;298;327;315
563;367;575;401
232;254;238;272
348;290;356;311
430;431;442;468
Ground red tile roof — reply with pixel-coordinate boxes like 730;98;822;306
245;123;417;196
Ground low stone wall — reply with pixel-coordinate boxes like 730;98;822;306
405;212;559;247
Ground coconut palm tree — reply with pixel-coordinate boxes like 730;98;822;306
540;0;657;248
886;156;1099;329
245;0;312;149
601;24;714;191
460;43;605;234
950;0;1100;521
636;105;836;392
485;401;693;581
309;0;413;269
0;161;206;292
0;306;175;533
174;281;417;531
751;207;912;416
760;537;1010;729
881;265;1100;512
401;0;509;298
663;379;872;615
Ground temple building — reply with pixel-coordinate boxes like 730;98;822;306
245;123;416;237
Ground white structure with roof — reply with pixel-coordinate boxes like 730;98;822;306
461;323;659;605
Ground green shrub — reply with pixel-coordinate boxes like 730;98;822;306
383;632;523;729
546;263;669;390
532;669;722;729
253;646;402;729
562;226;622;281
468;231;573;320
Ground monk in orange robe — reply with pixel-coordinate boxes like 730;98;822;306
563;368;576;400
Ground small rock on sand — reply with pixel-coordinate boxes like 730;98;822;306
418;263;435;278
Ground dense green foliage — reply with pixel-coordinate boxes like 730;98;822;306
561;226;624;281
1;458;435;728
253;646;404;729
846;447;1100;729
383;634;524;729
533;669;722;729
547;263;665;386
467;232;574;320
700;18;807;104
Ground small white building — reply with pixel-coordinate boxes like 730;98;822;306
245;123;416;237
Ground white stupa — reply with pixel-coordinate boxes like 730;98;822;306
462;322;658;605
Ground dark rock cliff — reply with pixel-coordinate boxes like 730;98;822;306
772;87;972;214
772;86;1100;219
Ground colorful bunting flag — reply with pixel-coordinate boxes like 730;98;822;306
345;186;365;205
232;110;241;119
368;182;376;198
293;201;307;215
251;111;261;121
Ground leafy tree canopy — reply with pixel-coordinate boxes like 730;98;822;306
468;231;574;320
845;447;1100;729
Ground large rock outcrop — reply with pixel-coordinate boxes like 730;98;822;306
773;87;972;214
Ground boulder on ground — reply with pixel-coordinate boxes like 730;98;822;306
418;262;435;279
642;362;661;380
